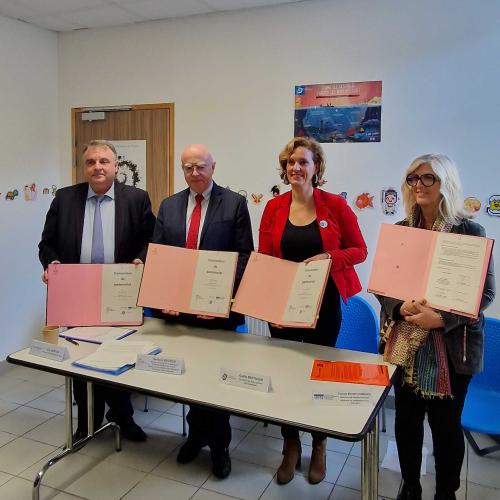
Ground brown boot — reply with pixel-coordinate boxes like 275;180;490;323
277;436;301;485
309;437;326;484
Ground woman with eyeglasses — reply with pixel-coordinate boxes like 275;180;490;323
377;154;495;500
259;137;367;485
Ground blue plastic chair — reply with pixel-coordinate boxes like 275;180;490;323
461;317;500;455
336;295;386;431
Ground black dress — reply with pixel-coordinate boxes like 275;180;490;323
269;219;342;348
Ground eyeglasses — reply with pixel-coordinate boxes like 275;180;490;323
181;164;208;174
406;173;439;187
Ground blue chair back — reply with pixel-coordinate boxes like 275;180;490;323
336;295;379;354
471;317;500;390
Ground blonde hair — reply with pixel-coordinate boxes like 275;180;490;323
278;137;326;187
401;153;469;224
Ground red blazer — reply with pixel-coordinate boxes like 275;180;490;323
258;188;367;302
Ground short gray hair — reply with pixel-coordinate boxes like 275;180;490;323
82;140;118;161
401;153;470;225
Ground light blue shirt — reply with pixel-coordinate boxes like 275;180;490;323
80;183;115;264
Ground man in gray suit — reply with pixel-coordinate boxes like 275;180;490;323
153;143;253;478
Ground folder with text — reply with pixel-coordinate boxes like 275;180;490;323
368;224;493;318
137;244;238;318
231;252;331;328
46;263;143;327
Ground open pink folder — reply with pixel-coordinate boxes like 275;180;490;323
47;264;143;327
137;244;238;318
368;224;494;318
231;252;331;328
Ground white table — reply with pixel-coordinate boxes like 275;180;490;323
8;317;396;500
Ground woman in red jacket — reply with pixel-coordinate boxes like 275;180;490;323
259;137;367;485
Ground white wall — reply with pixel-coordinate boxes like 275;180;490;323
0;16;59;359
57;0;499;316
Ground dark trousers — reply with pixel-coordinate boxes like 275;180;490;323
270;303;341;442
394;363;471;495
73;380;134;431
186;406;231;451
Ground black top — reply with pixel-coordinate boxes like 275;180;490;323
271;218;341;347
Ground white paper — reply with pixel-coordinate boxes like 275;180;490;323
283;260;330;324
75;341;157;371
189;251;237;315
312;391;373;406
425;233;489;315
61;326;135;343
136;354;185;375
30;340;69;362
113;140;147;190
101;264;143;323
220;367;271;393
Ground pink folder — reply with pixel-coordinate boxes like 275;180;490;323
231;252;331;328
137;244;238;318
46;264;143;327
368;224;494;318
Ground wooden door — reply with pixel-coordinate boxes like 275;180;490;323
72;103;174;214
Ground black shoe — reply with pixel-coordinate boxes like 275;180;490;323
211;448;231;479
177;438;206;464
397;483;422;500
119;420;147;442
434;493;456;500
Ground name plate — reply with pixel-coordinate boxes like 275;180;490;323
30;340;69;362
136;354;185;375
312;391;373;406
220;367;270;393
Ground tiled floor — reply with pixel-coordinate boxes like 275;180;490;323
0;362;498;499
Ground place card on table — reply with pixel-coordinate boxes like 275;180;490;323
136;354;185;375
312;390;373;406
220;367;271;393
30;339;69;362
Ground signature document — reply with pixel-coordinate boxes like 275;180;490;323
232;252;331;328
368;224;493;318
138;244;238;318
47;263;143;327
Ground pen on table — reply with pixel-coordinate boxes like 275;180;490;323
64;338;79;346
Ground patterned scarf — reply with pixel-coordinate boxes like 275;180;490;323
381;206;453;398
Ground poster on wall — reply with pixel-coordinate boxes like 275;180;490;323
294;81;382;143
112;140;147;190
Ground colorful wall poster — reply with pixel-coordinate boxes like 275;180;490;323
294;81;382;143
112;140;147;190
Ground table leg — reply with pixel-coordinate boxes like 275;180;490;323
361;414;380;500
32;377;121;500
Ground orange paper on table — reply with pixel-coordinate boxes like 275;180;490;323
368;224;494;319
47;263;143;327
231;252;331;328
310;360;389;386
138;244;238;318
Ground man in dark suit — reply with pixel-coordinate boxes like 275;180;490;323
39;139;155;442
153;143;254;479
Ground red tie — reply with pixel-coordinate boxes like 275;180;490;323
186;194;204;249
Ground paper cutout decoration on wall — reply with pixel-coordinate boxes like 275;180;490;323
271;185;280;197
23;183;37;201
51;185;57;196
339;191;347;200
43;187;50;194
5;189;18;200
251;193;263;204
238;190;248;201
354;192;374;210
486;195;500;217
381;187;399;215
464;196;481;213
